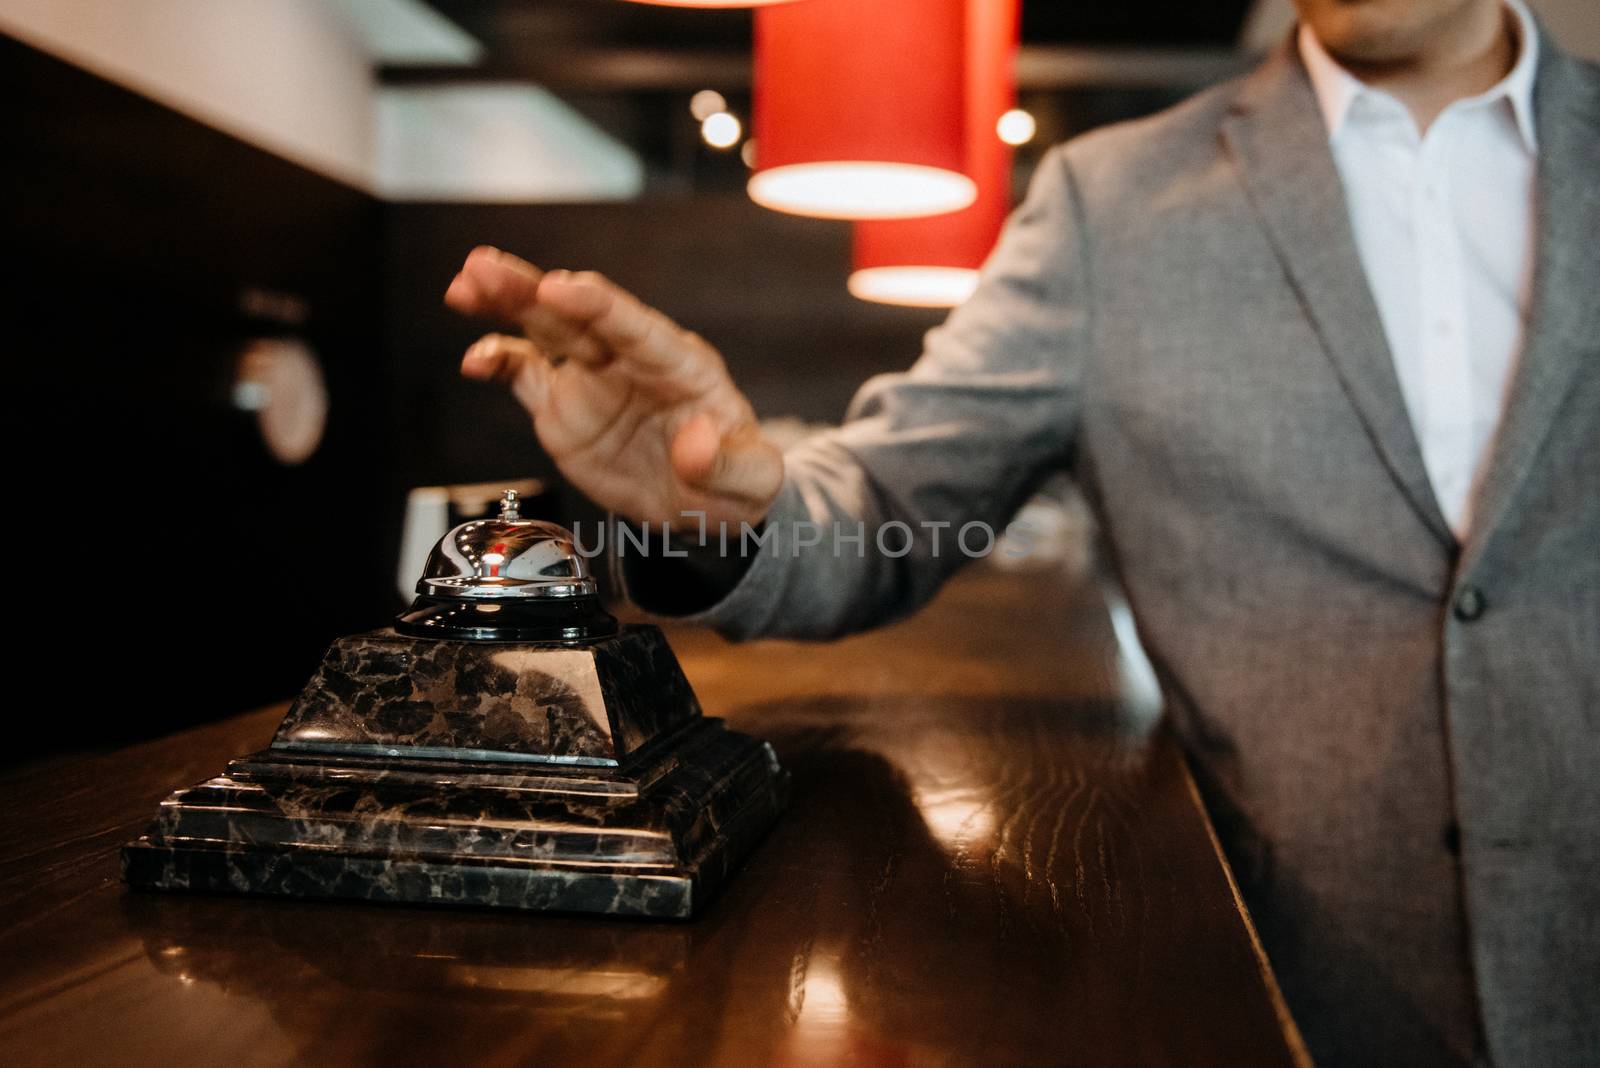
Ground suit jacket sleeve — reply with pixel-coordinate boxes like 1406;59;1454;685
622;145;1091;640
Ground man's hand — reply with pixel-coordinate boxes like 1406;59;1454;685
445;246;784;531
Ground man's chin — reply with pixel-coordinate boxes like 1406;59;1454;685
1301;0;1456;65
1319;15;1429;63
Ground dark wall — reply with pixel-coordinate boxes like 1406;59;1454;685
4;37;396;753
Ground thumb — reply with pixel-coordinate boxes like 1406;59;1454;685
670;414;784;506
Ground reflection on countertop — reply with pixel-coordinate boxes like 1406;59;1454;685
0;569;1305;1068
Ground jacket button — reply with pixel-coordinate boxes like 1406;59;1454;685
1453;585;1487;621
1443;822;1462;856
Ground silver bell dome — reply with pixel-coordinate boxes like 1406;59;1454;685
396;490;617;642
415;490;596;600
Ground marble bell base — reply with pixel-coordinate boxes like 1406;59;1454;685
122;625;789;918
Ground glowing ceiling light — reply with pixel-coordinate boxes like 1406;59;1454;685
751;0;977;219
749;162;974;221
996;107;1036;145
701;111;742;149
847;266;981;308
849;0;1019;308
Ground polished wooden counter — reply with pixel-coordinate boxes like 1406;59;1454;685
0;568;1307;1067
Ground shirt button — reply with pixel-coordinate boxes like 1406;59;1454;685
1454;585;1487;621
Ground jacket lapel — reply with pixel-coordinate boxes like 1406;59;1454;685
1461;39;1600;572
1221;46;1457;550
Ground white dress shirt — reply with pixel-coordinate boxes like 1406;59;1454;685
1298;0;1540;538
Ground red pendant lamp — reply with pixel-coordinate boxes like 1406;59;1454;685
750;0;977;219
849;0;1019;307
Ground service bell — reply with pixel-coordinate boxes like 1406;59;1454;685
124;491;789;918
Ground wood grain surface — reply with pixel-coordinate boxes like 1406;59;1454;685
0;569;1308;1067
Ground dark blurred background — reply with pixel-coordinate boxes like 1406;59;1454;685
3;0;1594;756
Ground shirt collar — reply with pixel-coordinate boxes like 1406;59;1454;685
1297;0;1539;150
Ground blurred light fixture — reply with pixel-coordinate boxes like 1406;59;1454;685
750;0;977;219
996;107;1036;145
701;110;742;149
847;267;981;308
378;86;643;201
689;89;727;121
740;138;758;169
850;0;1019;307
325;0;483;66
233;338;328;465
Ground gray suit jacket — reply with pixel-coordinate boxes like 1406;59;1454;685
657;35;1599;1068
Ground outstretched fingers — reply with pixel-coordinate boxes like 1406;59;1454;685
445;246;542;322
446;249;614;366
461;333;550;411
538;271;700;376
